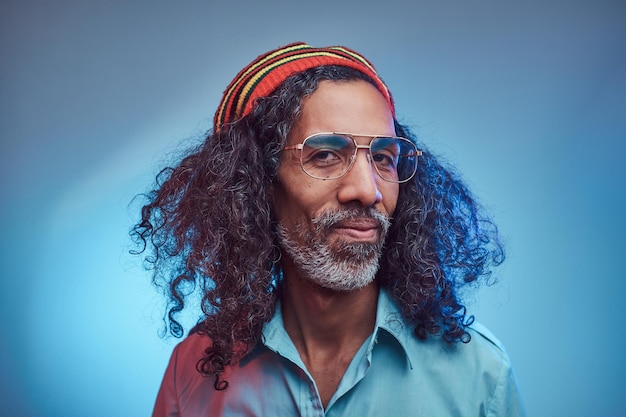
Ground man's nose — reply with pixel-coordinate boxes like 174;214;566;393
336;150;382;207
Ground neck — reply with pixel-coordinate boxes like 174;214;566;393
280;262;379;358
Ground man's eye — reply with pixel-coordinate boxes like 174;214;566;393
309;150;342;164
372;153;396;168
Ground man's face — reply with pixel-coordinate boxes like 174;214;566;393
272;80;399;291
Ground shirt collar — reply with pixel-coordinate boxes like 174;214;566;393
370;289;414;368
261;288;413;368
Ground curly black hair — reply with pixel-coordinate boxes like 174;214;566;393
131;65;504;390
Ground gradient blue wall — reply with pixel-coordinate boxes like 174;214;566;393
1;1;624;416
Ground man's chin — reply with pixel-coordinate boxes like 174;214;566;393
330;240;383;261
308;267;378;292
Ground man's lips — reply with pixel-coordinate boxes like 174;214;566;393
331;218;381;241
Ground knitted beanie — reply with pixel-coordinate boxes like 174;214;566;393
213;42;394;132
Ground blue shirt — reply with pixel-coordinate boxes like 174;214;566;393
153;290;526;416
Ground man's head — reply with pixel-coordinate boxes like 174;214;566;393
210;42;412;291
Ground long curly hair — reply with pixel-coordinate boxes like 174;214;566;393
131;66;504;390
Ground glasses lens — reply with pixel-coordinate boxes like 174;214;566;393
301;134;354;179
371;137;418;182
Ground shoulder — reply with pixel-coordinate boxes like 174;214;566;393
153;332;213;417
439;322;513;377
173;331;210;360
164;332;214;394
169;331;212;378
464;322;512;366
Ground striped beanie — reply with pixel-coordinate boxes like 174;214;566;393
213;42;394;132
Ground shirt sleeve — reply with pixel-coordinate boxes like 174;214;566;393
152;344;181;417
470;323;526;417
486;354;526;417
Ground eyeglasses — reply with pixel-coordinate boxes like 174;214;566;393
283;132;422;183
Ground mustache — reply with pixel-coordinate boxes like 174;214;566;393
312;207;391;234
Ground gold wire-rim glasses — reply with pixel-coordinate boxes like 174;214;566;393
283;132;422;183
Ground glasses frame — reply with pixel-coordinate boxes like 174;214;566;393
283;132;422;183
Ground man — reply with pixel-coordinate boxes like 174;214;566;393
133;42;525;416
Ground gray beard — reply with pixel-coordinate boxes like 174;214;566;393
276;208;391;291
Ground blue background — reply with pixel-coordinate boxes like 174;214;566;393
1;1;625;415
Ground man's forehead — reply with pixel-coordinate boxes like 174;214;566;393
290;80;396;139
